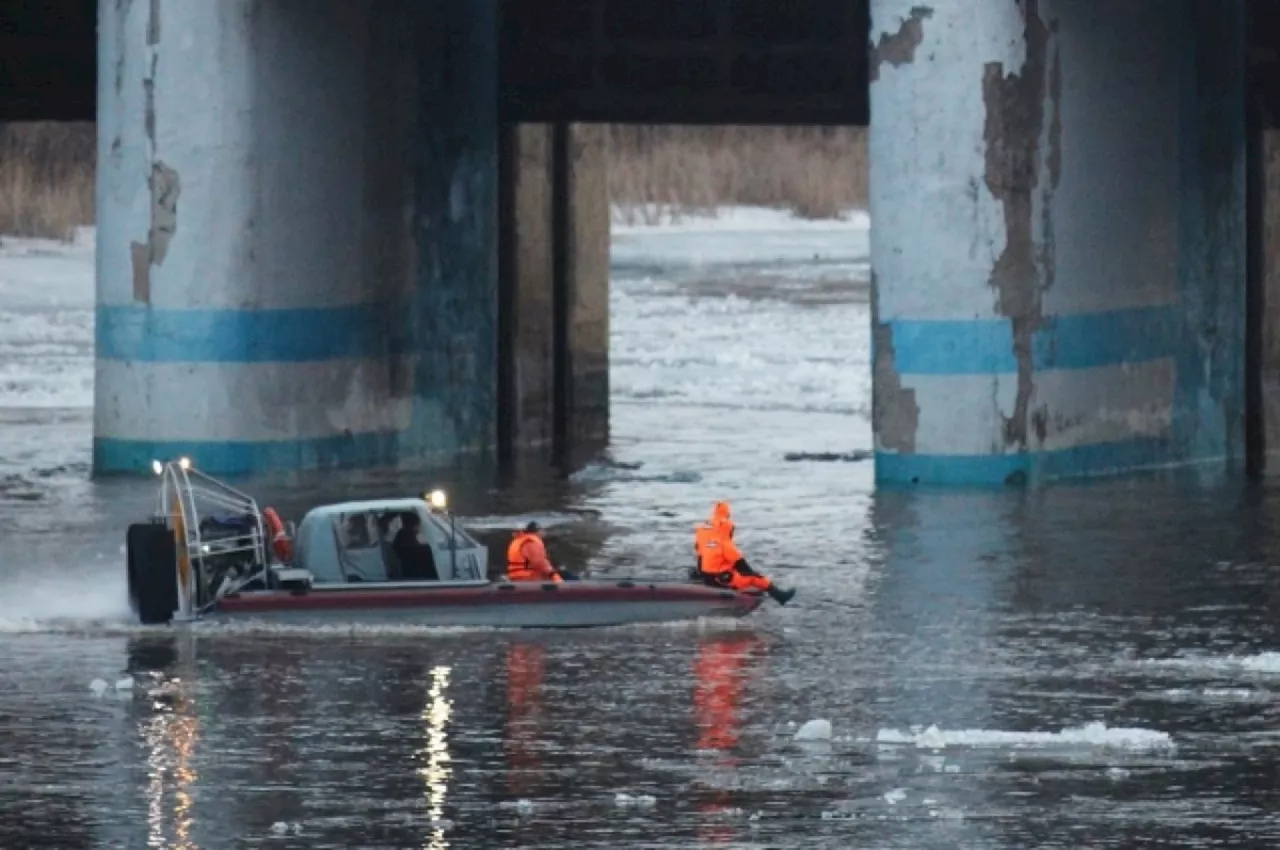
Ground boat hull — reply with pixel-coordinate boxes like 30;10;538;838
207;579;765;628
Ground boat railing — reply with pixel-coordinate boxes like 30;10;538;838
152;458;269;619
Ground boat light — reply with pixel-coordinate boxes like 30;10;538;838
151;460;163;476
178;456;191;470
426;489;447;510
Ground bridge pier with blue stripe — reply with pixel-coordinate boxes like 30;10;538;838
91;0;609;476
868;0;1247;486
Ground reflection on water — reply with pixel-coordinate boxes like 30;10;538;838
7;220;1280;847
693;632;767;846
144;683;198;850
505;642;544;802
419;665;452;850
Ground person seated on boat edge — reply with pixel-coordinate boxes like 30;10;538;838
506;522;578;582
391;511;440;580
695;501;795;606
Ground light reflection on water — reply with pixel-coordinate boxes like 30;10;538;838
420;665;453;850
4;220;1280;847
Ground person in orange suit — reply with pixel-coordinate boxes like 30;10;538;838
506;522;564;582
695;502;795;605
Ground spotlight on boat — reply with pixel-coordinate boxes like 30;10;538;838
426;489;447;511
151;460;163;476
178;457;191;471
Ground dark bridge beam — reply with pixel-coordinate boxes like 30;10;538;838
500;0;870;125
11;0;1280;128
0;1;96;121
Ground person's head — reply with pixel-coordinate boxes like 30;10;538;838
710;501;734;535
345;514;369;539
523;521;542;537
403;511;421;531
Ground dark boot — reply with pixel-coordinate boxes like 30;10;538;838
767;585;796;606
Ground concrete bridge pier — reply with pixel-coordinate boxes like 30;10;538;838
868;0;1246;486
499;123;610;470
92;0;609;476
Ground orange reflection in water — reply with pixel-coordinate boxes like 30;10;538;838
504;641;546;799
692;632;767;846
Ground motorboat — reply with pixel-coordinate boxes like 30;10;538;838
125;460;764;628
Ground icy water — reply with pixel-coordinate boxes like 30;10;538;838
5;211;1280;849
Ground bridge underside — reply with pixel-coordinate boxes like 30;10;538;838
11;1;1280;483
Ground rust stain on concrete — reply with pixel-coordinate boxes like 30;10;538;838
871;272;920;452
982;0;1056;450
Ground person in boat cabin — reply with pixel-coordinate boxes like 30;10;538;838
390;511;440;580
344;514;372;547
694;501;795;605
506;522;570;582
375;512;404;580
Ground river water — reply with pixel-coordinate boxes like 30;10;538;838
3;210;1280;849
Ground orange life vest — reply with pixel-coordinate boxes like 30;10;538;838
696;523;739;578
506;532;560;582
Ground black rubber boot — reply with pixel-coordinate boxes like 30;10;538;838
767;585;796;606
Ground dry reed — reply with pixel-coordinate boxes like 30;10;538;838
607;125;868;226
0;122;868;239
0;122;96;240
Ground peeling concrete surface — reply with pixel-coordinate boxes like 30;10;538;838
981;0;1052;452
868;0;1243;485
868;6;933;83
129;161;180;303
95;0;448;473
871;273;919;453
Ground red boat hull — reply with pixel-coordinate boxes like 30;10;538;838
211;579;764;628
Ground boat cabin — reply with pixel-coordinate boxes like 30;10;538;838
291;498;489;584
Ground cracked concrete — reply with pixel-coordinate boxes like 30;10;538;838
869;6;934;83
871;272;920;452
981;0;1055;452
129;1;179;305
130;163;181;304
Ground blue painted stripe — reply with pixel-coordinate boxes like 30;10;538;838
887;304;1182;375
94;432;406;476
871;436;1232;488
96;304;408;363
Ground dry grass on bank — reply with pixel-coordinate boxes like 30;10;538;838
0;122;96;240
607;125;868;226
0;122;868;240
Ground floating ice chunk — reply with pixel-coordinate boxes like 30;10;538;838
114;676;134;691
615;792;656;808
89;678;109;697
875;722;1174;752
883;788;907;805
1142;652;1280;675
498;799;536;816
270;822;288;835
794;718;833;741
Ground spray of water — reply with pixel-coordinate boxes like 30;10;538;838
0;560;135;633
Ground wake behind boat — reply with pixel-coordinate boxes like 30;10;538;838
124;460;764;629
